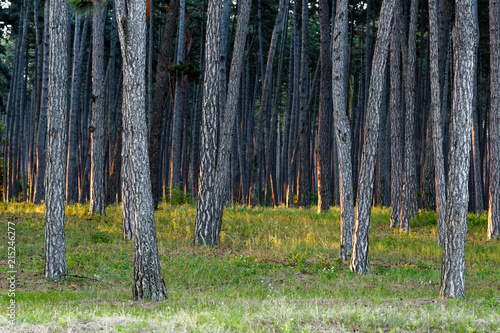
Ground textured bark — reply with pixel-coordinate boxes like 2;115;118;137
170;0;186;192
439;0;478;298
45;0;69;281
350;0;394;274
90;0;106;216
429;0;446;245
399;0;419;233
297;0;310;208
149;0;179;209
317;0;332;213
489;0;500;240
115;0;168;301
389;0;403;228
332;0;354;260
212;0;252;236
194;0;222;245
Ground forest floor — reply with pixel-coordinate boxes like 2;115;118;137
0;201;499;332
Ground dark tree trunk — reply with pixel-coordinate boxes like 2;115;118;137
149;0;179;209
440;0;478;299
297;0;311;207
317;0;332;212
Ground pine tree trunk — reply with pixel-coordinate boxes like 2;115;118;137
471;108;484;214
149;0;179;209
317;0;332;213
115;0;168;301
297;0;311;208
170;0;186;192
439;0;478;298
90;0;106;215
389;0;403;227
45;0;69;281
399;0;419;232
350;0;394;274
429;0;446;245
194;0;222;245
488;0;500;240
332;0;355;260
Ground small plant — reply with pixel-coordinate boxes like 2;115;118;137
90;231;111;244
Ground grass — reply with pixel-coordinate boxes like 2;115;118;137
0;202;499;332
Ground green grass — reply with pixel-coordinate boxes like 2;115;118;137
1;202;499;332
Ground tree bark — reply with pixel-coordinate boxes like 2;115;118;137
90;0;106;216
399;0;419;233
429;0;446;245
332;0;355;260
297;0;311;208
439;0;478;298
45;0;69;281
194;0;222;245
317;0;332;213
350;0;394;274
115;0;168;301
489;0;500;240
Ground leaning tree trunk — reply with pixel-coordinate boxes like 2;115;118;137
317;0;332;213
350;0;394;274
212;0;252;239
429;0;446;245
45;0;69;281
439;0;478;299
489;0;500;240
399;0;419;233
90;0;106;216
332;0;355;260
389;0;403;228
115;0;168;301
194;0;222;246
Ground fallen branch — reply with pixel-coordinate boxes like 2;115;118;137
61;273;115;286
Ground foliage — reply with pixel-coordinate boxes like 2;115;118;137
168;61;202;83
67;0;95;16
0;203;499;331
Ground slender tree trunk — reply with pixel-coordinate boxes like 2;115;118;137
115;0;168;301
350;0;394;274
332;0;355;260
489;0;500;240
471;107;484;213
90;0;106;215
317;0;332;213
389;0;403;228
399;0;419;232
297;0;311;208
429;0;446;245
149;0;179;209
439;0;478;298
45;0;69;281
170;0;186;192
